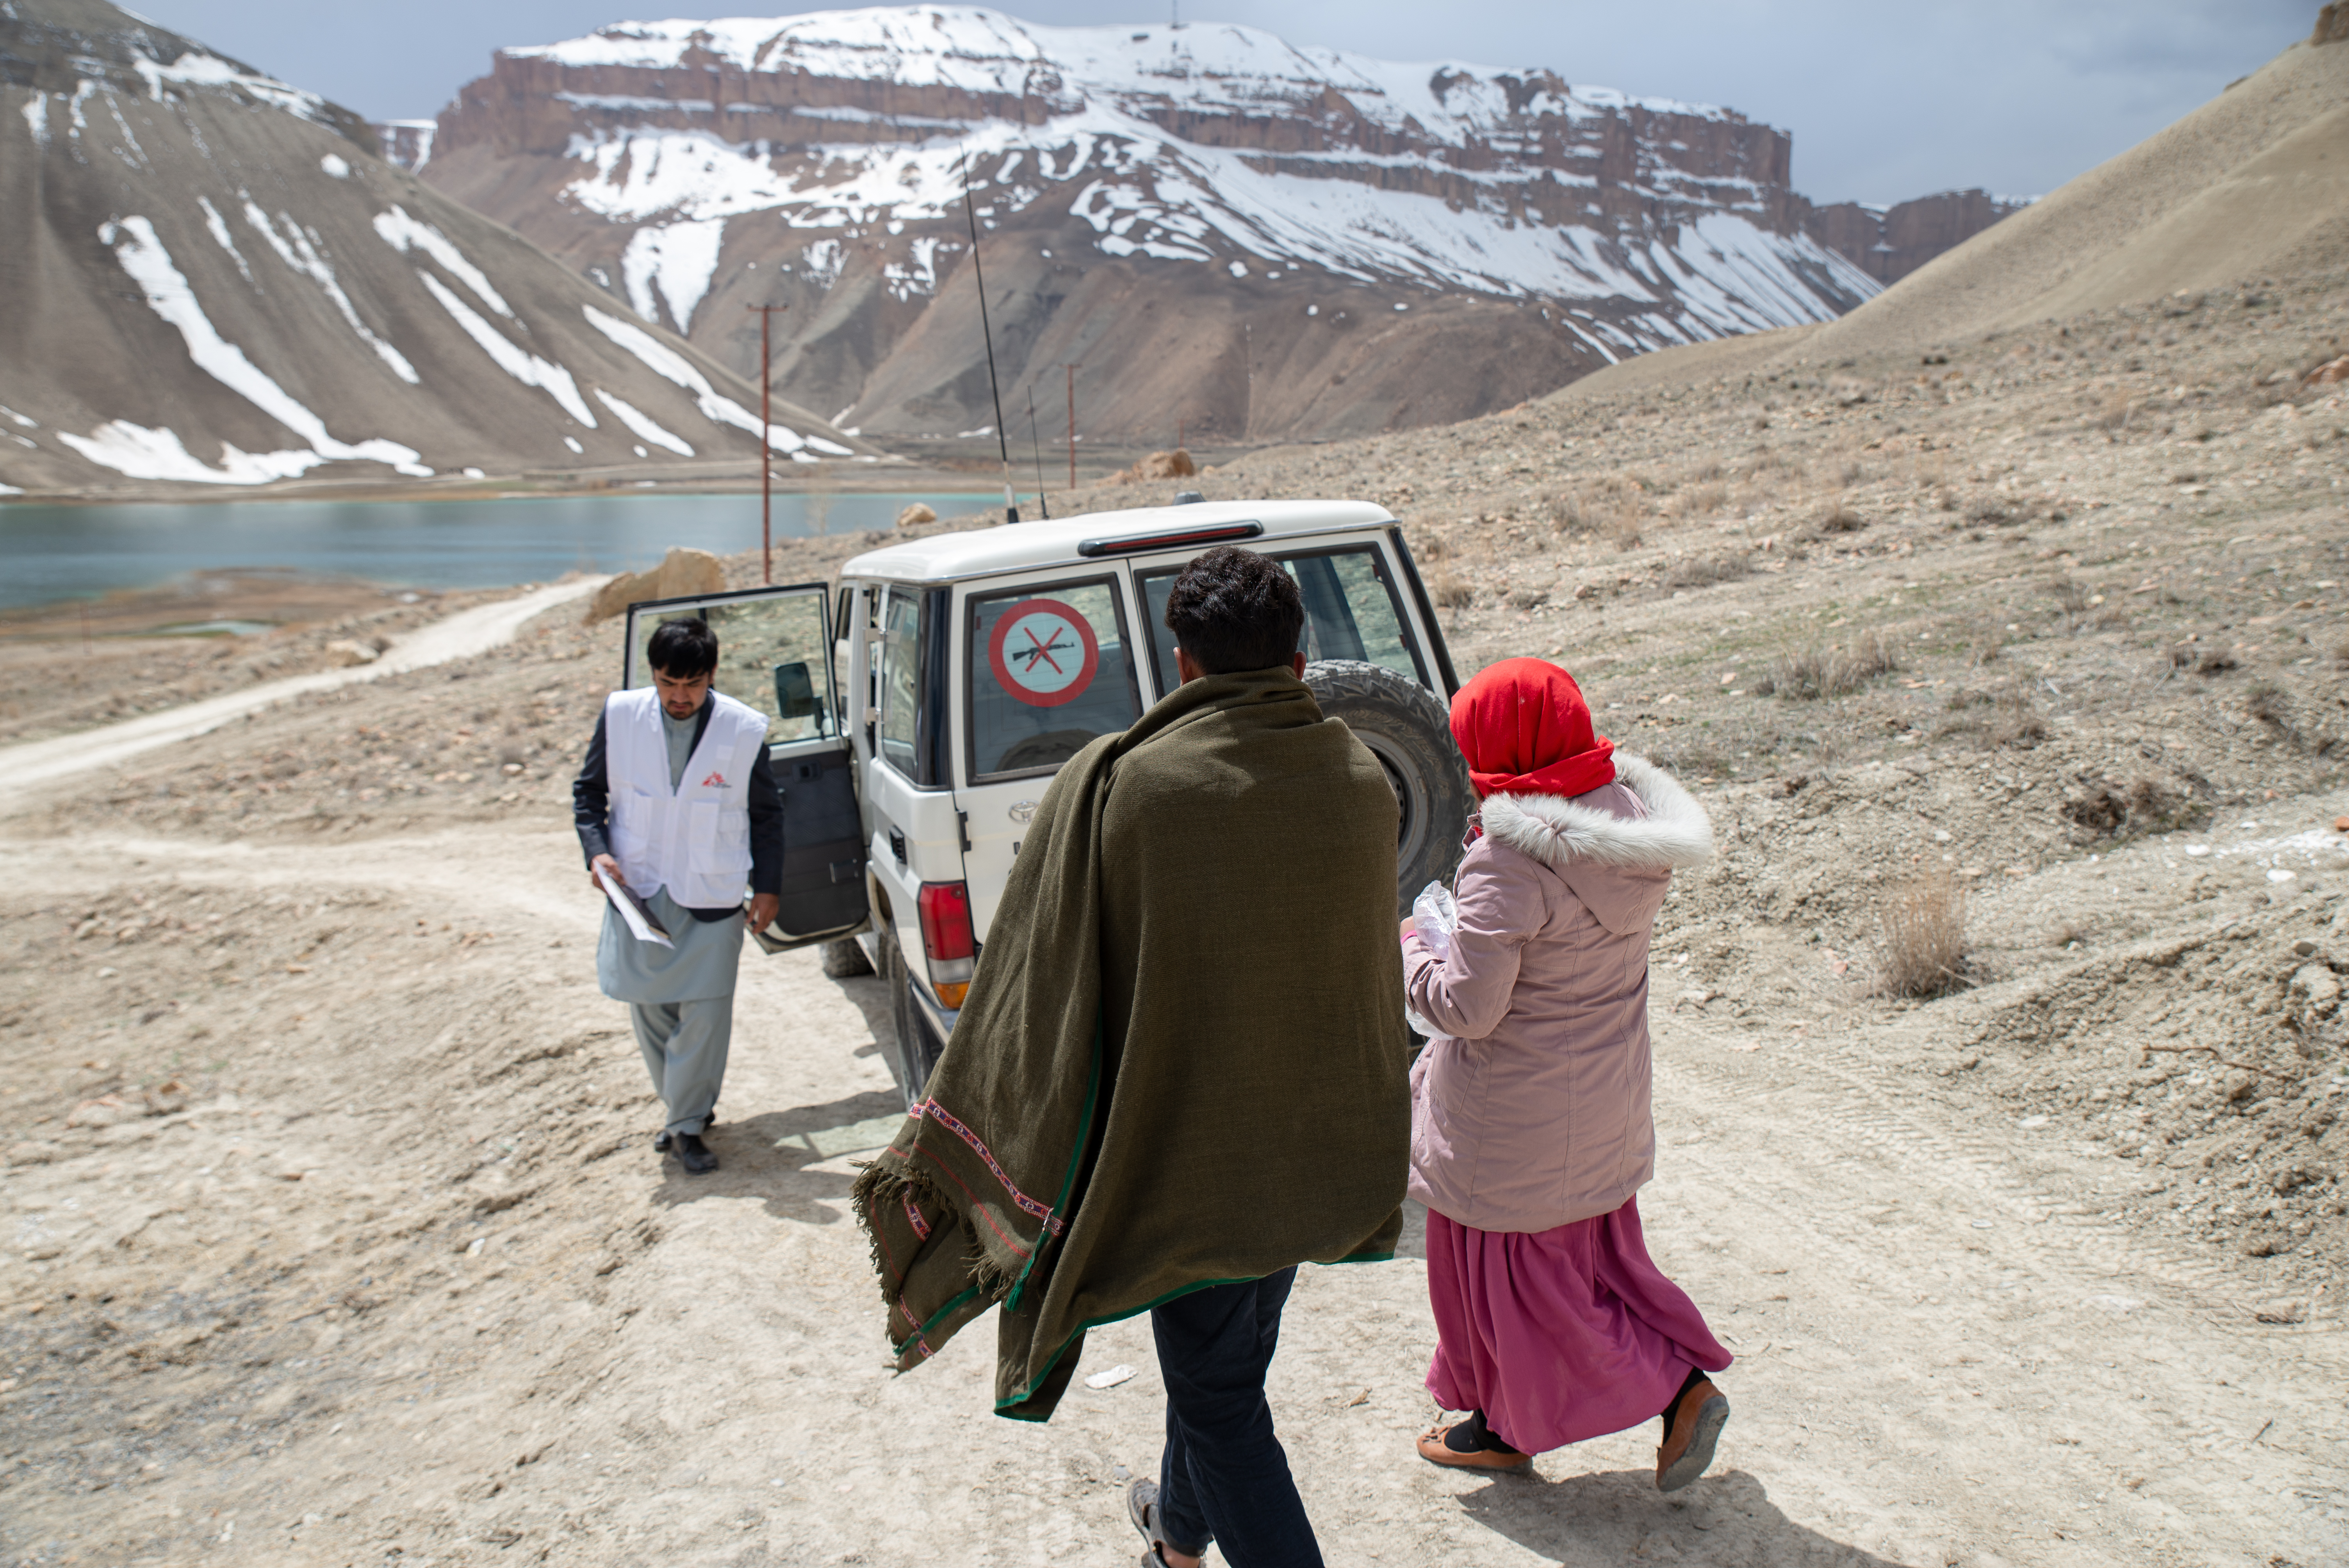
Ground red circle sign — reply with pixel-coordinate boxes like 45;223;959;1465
987;599;1100;708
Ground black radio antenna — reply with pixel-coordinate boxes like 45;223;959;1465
1026;385;1051;519
959;146;1018;524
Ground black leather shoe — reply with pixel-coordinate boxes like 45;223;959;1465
672;1131;718;1174
652;1130;672;1152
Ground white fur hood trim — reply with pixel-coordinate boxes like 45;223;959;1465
1478;752;1714;871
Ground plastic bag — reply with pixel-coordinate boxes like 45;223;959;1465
1403;880;1456;1038
1411;880;1457;959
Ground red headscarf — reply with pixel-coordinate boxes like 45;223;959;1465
1449;657;1617;799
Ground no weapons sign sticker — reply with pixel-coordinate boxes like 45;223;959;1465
987;599;1100;707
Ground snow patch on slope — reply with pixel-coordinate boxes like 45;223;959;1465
416;271;597;428
196;195;253;284
619;217;727;331
581;303;808;454
243;199;419;383
60;217;429;484
593;388;695;456
129;51;330;125
372;206;513;317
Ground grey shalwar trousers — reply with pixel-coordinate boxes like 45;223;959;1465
598;885;746;1139
629;998;731;1137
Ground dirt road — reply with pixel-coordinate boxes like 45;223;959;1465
0;579;604;797
3;794;2340;1567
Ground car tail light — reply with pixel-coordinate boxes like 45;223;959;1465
916;880;975;1009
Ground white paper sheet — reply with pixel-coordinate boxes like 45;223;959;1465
596;866;674;948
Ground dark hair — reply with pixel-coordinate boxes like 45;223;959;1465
647;616;720;679
1164;546;1304;674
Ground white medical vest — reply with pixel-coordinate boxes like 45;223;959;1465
603;688;770;908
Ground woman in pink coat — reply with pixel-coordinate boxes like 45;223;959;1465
1403;657;1733;1490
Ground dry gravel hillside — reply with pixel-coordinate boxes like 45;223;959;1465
1047;264;2349;1289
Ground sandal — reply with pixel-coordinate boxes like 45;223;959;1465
1656;1376;1730;1493
1415;1415;1533;1473
1126;1478;1208;1562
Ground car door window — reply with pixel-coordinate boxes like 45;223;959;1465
1284;547;1426;684
624;585;835;743
1137;545;1426;698
968;578;1141;780
877;587;922;778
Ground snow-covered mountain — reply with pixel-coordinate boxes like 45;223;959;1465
0;0;877;497
421;7;1883;442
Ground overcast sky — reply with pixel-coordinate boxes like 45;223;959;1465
151;0;2317;204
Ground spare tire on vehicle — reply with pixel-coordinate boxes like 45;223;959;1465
1304;659;1474;917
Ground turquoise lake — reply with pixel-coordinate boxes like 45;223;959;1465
0;491;1001;610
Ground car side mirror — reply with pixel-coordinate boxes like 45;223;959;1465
773;660;820;723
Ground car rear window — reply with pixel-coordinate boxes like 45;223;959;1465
966;579;1142;780
1138;544;1426;698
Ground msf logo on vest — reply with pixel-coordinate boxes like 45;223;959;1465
699;770;728;788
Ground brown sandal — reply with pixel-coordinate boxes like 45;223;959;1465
1656;1377;1730;1492
1415;1421;1533;1473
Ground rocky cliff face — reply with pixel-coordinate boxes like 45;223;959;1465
419;7;1882;442
0;0;874;496
1803;190;2033;286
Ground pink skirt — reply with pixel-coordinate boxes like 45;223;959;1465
1424;1196;1731;1454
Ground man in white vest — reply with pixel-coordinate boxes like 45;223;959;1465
572;617;783;1174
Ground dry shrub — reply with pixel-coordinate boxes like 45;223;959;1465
1753;629;1897;700
2051;577;2091;615
2061;775;2207;839
1672;480;1729;520
1666;553;1754;590
1966;499;2018;527
1431;572;1473;609
1551;478;1647;549
1874;868;1968;998
1984;693;2049;749
1818;500;1868;534
2170;644;2237;675
1414;532;1451;562
1844;628;1899;681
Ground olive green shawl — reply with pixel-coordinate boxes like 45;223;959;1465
851;668;1410;1420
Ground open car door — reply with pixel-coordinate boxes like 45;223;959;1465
621;582;869;950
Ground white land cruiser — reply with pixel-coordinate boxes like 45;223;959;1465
618;498;1472;1105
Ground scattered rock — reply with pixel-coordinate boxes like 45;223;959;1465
894;502;937;529
582;548;727;625
324;640;379;668
1108;448;1197;485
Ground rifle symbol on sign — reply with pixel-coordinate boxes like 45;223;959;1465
1016;624;1075;675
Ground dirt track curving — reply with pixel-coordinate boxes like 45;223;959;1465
3;805;2341;1567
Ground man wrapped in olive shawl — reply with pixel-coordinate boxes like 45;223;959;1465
852;662;1411;1421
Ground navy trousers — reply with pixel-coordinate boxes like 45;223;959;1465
1151;1267;1322;1567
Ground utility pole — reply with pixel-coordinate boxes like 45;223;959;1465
1064;361;1081;491
747;302;788;583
